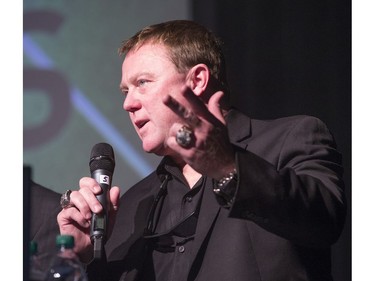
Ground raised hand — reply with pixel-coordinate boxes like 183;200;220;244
163;89;236;180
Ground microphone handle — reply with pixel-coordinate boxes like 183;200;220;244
90;169;112;259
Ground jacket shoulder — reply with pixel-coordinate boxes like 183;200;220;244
251;114;326;128
120;171;160;203
250;115;333;141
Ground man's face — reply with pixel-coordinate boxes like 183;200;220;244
120;43;188;156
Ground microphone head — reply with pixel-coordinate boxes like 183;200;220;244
89;143;115;173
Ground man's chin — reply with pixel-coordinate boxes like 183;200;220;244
142;142;164;156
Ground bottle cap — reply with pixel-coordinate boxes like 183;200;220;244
30;240;38;255
56;235;75;249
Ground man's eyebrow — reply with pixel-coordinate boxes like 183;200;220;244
119;71;155;91
119;83;128;93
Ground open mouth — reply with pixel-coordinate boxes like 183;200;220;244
135;120;148;129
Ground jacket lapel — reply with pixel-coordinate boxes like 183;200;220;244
189;179;221;260
188;109;252;267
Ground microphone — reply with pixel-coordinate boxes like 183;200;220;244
89;142;115;259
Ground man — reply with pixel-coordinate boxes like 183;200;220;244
28;180;61;272
57;20;346;280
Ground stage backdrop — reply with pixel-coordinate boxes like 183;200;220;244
23;1;191;195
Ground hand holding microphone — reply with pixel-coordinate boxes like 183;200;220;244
57;142;119;262
89;142;116;259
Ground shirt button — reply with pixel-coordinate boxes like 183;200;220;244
178;246;185;253
186;196;192;202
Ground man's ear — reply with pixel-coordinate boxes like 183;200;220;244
187;64;210;96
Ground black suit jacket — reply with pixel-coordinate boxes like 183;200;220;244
29;181;61;271
88;110;346;281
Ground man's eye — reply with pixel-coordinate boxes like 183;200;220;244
138;79;148;87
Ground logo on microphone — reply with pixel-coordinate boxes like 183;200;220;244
99;175;110;184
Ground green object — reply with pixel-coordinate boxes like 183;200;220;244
30;240;38;255
55;235;75;249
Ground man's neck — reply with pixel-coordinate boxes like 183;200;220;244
181;164;202;188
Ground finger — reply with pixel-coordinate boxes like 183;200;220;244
167;122;196;153
109;186;121;211
78;177;107;214
67;190;93;220
163;95;201;126
79;177;103;193
163;91;221;127
207;91;226;124
180;89;221;125
57;207;91;230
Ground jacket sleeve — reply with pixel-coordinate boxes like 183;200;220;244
229;116;347;248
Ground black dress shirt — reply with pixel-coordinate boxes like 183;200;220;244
140;158;206;281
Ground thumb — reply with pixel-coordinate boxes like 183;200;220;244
110;186;121;211
207;91;226;124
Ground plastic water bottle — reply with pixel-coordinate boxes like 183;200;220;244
29;240;45;281
44;235;88;281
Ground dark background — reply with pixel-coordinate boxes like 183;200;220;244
193;1;351;280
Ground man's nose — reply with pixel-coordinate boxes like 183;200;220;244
123;91;141;112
